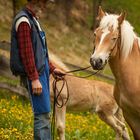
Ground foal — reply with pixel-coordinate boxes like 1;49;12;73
49;53;130;140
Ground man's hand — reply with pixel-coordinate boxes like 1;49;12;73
31;79;42;95
52;68;65;80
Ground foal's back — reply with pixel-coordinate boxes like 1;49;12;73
51;75;115;112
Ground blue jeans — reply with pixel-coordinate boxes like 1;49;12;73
34;113;51;140
26;59;51;139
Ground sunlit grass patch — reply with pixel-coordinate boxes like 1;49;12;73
0;75;20;86
0;89;134;140
0;89;33;140
65;112;115;140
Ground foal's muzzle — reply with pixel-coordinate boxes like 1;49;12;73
90;57;105;70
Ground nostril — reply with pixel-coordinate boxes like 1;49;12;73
95;58;102;65
90;58;96;67
98;58;103;64
90;58;104;70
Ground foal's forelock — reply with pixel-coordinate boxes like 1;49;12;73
99;14;139;59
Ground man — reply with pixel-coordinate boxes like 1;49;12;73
10;0;64;139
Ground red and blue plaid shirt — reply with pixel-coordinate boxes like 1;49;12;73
17;9;55;80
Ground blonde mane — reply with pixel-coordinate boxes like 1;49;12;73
100;14;139;59
49;51;70;71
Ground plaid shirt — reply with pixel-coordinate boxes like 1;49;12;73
17;9;55;80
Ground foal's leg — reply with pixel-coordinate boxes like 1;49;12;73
55;105;66;140
114;108;130;140
97;111;123;140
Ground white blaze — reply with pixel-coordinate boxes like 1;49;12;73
99;30;110;46
91;29;110;63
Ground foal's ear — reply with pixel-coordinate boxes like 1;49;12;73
118;12;126;25
97;6;106;21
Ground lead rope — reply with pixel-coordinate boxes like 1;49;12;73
51;66;100;140
65;66;101;78
51;78;69;140
66;66;91;73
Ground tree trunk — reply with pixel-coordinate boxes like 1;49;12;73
12;0;16;17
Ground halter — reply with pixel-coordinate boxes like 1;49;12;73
92;25;121;61
108;26;121;59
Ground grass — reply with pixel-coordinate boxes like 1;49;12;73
42;22;93;66
0;75;20;86
0;89;33;140
0;89;134;140
65;112;115;140
0;24;11;41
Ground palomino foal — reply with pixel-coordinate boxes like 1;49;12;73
49;53;130;140
90;7;140;140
